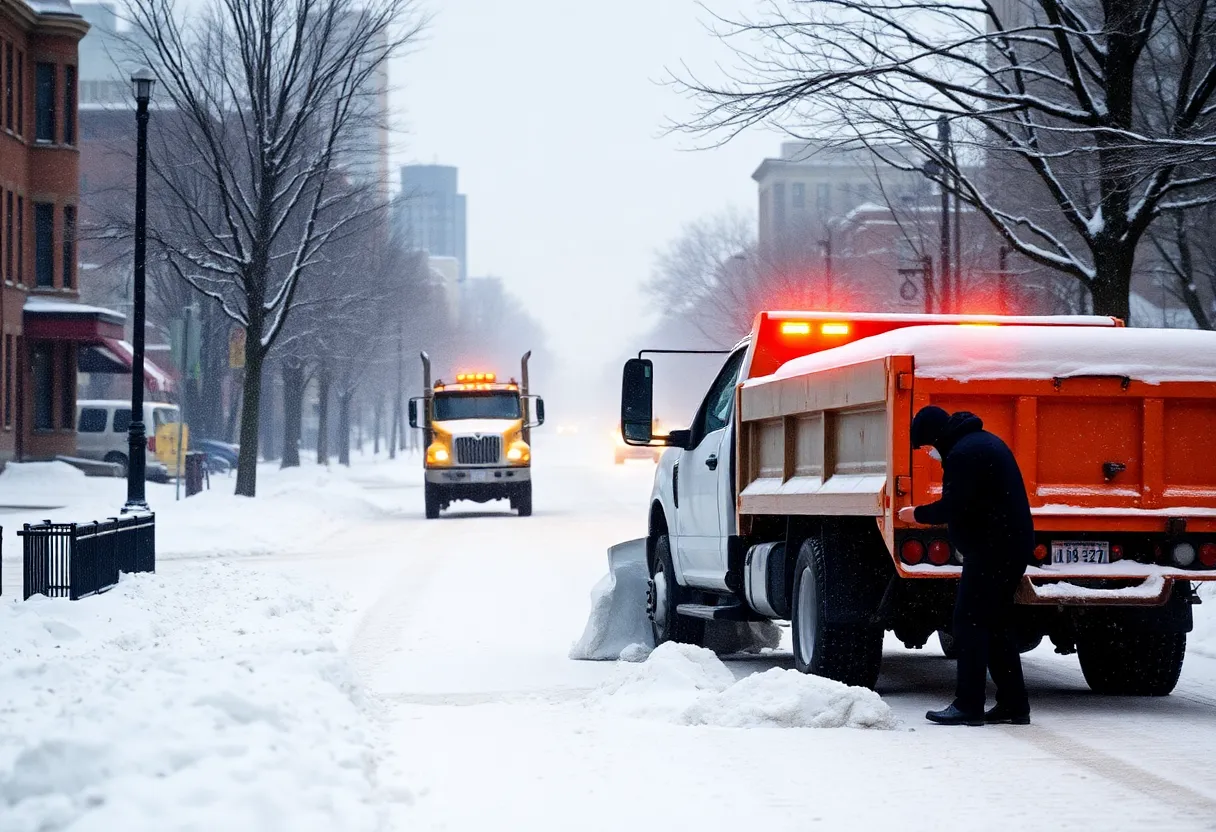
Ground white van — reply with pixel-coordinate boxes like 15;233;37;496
76;400;178;480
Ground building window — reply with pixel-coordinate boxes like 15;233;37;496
16;195;23;284
792;182;806;209
34;202;54;287
16;52;23;135
4;43;11;131
32;343;53;431
816;183;832;211
3;335;10;429
61;346;74;428
35;63;55;143
3;190;10;281
64;65;76;145
62;205;76;288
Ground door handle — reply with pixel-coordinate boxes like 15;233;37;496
705;455;718;471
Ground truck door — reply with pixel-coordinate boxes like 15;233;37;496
676;348;746;589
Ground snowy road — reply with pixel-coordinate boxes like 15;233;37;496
4;443;1216;830
305;438;1216;831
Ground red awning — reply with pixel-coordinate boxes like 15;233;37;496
97;338;175;395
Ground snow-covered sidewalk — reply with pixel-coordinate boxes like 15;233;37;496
0;562;407;832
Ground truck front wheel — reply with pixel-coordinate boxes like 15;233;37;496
648;535;706;647
1077;632;1186;696
424;483;441;519
513;483;533;517
791;539;883;689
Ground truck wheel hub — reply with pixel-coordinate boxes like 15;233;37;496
647;573;668;626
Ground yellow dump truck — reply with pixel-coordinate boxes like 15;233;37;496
409;352;545;518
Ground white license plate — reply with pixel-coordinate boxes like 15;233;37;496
470;470;488;483
1051;541;1109;565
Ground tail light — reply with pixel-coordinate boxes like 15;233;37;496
1110;544;1124;562
1033;544;1048;563
927;539;952;566
1200;543;1216;568
1172;543;1196;568
900;539;925;565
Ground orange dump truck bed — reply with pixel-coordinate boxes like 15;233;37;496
738;324;1216;597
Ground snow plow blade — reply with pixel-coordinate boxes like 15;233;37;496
569;538;653;660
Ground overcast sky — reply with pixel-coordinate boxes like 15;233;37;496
390;0;778;384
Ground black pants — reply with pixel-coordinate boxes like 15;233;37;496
952;560;1029;715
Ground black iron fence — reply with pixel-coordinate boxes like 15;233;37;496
20;513;156;601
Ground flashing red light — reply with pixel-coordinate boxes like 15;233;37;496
1200;543;1216;568
1033;544;1049;562
780;321;812;336
820;322;850;336
900;539;925;565
1110;544;1124;562
928;539;952;566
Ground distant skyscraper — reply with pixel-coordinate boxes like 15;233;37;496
396;165;467;283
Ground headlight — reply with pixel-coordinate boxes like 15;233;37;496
507;442;530;463
427;443;450;465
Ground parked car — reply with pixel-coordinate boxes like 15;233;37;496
196;438;239;473
76;400;177;482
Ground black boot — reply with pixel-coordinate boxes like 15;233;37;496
984;704;1030;725
926;704;984;726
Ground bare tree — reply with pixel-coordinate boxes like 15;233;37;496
123;0;424;496
675;0;1216;321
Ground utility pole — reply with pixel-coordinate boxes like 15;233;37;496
937;116;953;314
820;232;834;308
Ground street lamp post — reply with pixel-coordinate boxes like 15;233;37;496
124;68;155;512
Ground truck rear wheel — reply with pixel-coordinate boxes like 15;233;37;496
1077;632;1186;696
424;483;441;519
791;539;883;689
648;535;705;647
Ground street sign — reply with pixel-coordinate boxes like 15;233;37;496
229;327;246;369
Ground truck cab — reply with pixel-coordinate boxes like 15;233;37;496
410;352;544;518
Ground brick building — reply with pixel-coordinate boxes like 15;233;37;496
0;0;130;462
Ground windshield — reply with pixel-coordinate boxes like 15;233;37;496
433;391;521;421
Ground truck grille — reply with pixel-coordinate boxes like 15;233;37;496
455;436;501;465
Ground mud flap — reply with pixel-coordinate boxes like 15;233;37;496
569;538;654;660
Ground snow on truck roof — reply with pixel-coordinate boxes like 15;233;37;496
760;325;1216;386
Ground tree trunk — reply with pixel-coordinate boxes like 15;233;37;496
281;361;304;467
235;343;264;497
388;395;398;460
260;359;279;463
1089;244;1134;322
226;370;243;443
373;397;381;454
316;362;331;465
338;390;352;466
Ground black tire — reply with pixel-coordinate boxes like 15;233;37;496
104;452;129;479
424;483;441;519
515;483;533;517
648;535;706;647
1077;632;1186;696
791;538;884;689
1017;633;1044;654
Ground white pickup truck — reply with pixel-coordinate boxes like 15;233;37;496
620;311;1216;692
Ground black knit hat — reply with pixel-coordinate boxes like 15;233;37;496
911;405;951;449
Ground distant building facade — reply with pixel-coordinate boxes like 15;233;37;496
395;164;467;283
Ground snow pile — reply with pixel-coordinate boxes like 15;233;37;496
0;563;396;831
0;461;96;508
593;643;894;730
764;325;1216;386
682;667;896;730
592;642;735;718
569;538;654;660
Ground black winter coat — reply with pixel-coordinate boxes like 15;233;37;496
913;412;1034;571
